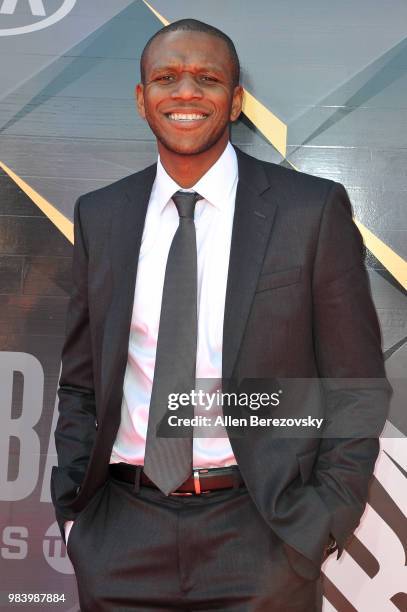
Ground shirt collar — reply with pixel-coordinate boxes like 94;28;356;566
151;141;238;214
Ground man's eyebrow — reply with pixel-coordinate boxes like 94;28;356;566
149;63;225;76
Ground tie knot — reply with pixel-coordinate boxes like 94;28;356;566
172;191;202;219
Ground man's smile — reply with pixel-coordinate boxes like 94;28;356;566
165;111;209;123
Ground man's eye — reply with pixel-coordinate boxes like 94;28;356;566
156;75;174;81
201;76;218;82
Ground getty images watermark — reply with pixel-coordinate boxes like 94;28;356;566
165;388;324;430
156;377;394;439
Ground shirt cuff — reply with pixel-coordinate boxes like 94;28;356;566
64;520;74;545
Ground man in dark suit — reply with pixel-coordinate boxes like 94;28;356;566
51;18;391;611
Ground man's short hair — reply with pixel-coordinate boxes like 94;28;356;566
140;18;241;87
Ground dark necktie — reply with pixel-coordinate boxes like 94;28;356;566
143;190;203;495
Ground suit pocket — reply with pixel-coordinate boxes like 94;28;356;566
65;495;97;557
255;265;301;293
66;507;87;558
66;482;108;559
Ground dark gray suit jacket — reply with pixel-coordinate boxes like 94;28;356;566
51;145;391;580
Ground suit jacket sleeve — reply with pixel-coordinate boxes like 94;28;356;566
51;196;97;542
311;181;392;557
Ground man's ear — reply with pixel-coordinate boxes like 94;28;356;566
135;83;146;119
230;85;244;122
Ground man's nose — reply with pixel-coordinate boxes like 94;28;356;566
171;73;203;99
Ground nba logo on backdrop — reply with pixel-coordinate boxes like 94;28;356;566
0;0;77;35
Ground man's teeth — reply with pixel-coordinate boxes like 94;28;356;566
167;113;207;121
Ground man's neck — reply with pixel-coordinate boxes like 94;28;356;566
157;139;229;188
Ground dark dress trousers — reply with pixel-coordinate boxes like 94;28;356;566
51;145;391;608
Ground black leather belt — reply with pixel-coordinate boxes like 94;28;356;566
109;463;245;495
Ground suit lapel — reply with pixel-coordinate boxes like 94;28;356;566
222;147;278;382
100;163;156;417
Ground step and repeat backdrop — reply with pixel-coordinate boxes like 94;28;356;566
0;1;406;610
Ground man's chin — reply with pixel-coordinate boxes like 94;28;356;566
159;141;212;156
156;133;227;157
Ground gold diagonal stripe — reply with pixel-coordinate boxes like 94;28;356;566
242;90;287;157
141;0;169;26
142;0;407;289
354;221;407;288
0;160;73;244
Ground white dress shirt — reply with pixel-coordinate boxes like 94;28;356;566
65;141;238;544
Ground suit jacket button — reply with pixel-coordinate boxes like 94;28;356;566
95;418;98;429
76;486;81;495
